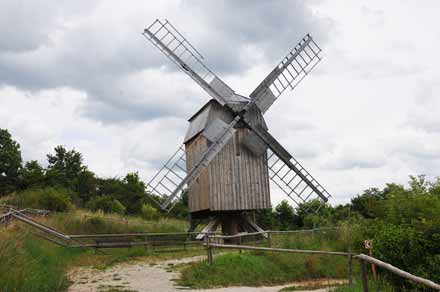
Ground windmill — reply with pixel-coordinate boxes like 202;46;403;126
142;19;331;236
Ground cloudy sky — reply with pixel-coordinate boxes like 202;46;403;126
1;1;439;206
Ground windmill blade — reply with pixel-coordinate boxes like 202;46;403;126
143;19;240;105
145;145;188;210
246;124;331;206
159;115;242;211
250;34;322;113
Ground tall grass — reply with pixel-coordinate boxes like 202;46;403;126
0;228;81;292
39;209;189;235
0;209;193;292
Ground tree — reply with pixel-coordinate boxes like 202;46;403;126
274;200;295;230
351;187;385;218
0;129;22;195
429;177;440;196
409;174;429;195
46;145;85;187
120;172;147;214
21;160;45;189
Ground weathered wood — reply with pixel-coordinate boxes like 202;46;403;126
360;259;369;292
348;254;353;287
208;243;351;256
356;254;440;290
184;100;270;214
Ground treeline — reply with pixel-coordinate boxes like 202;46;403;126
0;128;188;218
257;174;440;230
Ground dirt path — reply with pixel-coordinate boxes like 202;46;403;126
68;255;343;292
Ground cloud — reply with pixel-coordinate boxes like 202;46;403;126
0;0;333;124
322;144;387;170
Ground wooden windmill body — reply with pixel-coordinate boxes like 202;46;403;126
143;19;332;236
184;100;271;233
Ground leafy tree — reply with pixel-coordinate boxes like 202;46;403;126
73;169;97;204
45;145;97;203
296;199;333;228
256;208;277;229
46;145;86;188
429;177;440;196
408;174;429;195
0;129;22;195
168;190;189;219
351;187;386;218
21;160;45;189
274;200;295;230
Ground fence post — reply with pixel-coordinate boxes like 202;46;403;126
360;259;369;292
206;236;213;265
348;253;353;287
268;232;272;248
239;236;242;254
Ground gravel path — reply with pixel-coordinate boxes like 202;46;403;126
68;255;342;292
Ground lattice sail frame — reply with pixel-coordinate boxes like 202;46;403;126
145;145;187;210
142;19;233;105
250;34;322;113
267;34;322;98
267;149;331;209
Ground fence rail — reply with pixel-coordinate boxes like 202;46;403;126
204;234;440;292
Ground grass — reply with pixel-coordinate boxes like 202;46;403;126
0;209;199;292
178;229;354;289
0;228;82;292
178;251;349;288
45;209;189;235
330;279;395;291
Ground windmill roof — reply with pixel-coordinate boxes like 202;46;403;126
184;99;267;144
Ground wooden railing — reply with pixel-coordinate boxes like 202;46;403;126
204;233;440;292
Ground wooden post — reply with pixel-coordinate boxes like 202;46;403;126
369;248;377;280
268;232;272;248
206;236;213;265
348;254;353;287
360;259;369;292
239;236;242;253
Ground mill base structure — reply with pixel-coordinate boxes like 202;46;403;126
190;210;266;241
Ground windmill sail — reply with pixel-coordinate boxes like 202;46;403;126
145;145;188;210
143;19;238;105
250;34;322;113
246;124;330;204
142;19;330;212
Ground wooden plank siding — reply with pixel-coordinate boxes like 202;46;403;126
185;100;271;214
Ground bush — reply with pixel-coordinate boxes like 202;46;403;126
5;187;74;212
140;203;159;220
86;195;126;214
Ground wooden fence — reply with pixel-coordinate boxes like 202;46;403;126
204;233;440;292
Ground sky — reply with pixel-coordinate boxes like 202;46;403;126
1;0;439;206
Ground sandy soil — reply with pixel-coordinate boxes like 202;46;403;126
68;255;344;292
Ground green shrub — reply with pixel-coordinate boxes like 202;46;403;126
5;187;74;212
86;195;126;214
140;203;159;220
